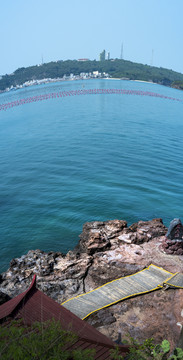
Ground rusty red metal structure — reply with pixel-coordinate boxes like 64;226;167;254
0;275;129;359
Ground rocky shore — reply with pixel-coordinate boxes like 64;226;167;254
0;218;183;348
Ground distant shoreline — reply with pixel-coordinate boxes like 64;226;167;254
0;76;182;96
0;77;161;96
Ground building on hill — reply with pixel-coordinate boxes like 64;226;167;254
99;50;106;61
78;58;90;61
0;275;129;359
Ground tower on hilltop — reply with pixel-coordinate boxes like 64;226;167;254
99;50;106;61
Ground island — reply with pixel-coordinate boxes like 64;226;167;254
1;59;183;93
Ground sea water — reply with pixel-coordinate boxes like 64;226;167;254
0;79;183;272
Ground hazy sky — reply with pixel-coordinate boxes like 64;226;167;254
1;0;183;75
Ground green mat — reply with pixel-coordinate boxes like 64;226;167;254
62;264;178;320
164;273;183;288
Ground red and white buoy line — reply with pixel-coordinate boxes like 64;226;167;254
0;88;182;111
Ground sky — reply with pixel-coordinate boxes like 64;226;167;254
1;0;183;76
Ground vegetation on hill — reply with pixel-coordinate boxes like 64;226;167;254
171;80;183;90
1;59;183;91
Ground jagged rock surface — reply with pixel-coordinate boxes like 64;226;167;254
0;218;183;349
161;238;183;255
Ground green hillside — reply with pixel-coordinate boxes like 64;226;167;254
1;59;183;91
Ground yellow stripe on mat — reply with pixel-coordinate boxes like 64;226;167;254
164;273;183;288
61;264;175;319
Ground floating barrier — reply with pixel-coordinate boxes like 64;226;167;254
61;264;183;320
0;88;182;111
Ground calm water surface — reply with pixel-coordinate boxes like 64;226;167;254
0;79;183;272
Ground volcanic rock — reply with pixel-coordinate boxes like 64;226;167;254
0;290;11;305
161;218;183;255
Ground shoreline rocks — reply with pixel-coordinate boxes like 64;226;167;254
0;218;183;349
161;218;183;255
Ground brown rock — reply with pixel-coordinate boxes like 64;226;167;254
78;220;127;254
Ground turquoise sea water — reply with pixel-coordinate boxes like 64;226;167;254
0;79;183;272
